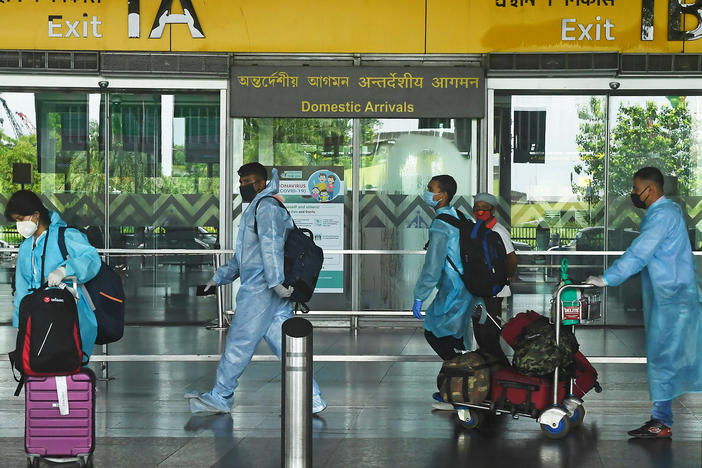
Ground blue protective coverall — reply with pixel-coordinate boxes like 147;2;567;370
413;206;476;349
191;169;324;412
603;197;702;402
13;211;102;358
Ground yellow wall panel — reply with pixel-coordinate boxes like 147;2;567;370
0;1;171;51
426;1;698;54
171;0;426;53
0;0;425;54
4;0;702;54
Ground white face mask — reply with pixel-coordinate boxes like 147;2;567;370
16;218;38;238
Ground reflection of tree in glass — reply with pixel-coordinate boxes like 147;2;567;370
107;114;218;196
0;128;40;196
574;97;693;202
243;118;379;168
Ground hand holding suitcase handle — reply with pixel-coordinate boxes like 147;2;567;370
58;275;79;301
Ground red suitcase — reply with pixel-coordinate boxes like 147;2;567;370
500;310;542;346
490;368;567;417
571;351;599;398
25;368;95;468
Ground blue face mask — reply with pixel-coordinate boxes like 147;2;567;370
423;190;439;207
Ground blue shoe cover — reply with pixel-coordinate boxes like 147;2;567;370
432;392;445;403
312;395;327;414
185;391;231;414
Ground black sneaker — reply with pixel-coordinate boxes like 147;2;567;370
627;419;672;439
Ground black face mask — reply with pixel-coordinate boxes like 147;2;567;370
630;185;650;209
240;182;257;203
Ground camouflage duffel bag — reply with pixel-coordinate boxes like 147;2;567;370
436;351;494;405
511;316;579;377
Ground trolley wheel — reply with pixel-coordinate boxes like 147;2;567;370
457;408;482;430
26;456;39;468
568;404;586;428
540;415;570;439
78;454;94;468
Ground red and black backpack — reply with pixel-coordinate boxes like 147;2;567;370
8;227;84;395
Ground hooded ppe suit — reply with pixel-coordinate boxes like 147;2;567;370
603;197;702;402
13;211;102;358
413;206;475;350
191;169;324;412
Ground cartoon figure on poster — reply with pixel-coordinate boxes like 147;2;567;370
308;170;341;202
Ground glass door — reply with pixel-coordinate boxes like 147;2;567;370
606;95;702;325
108;92;221;323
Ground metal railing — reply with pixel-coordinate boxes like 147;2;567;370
0;247;658;366
0;354;646;364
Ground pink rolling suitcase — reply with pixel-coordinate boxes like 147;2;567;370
24;368;95;468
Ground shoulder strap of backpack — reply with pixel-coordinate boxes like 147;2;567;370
435;213;460;228
38;226;50;288
58;226;69;260
253;196;295;234
470;219;485;240
433;211;466;276
57;227;92;367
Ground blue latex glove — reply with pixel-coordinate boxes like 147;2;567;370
412;299;423;320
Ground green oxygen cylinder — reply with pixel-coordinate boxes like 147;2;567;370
559;258;580;325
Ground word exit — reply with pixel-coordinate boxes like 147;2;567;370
48;14;103;38
562;17;615;42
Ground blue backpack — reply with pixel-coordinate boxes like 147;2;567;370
58;227;125;344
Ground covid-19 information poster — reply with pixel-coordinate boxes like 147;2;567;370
270;165;344;293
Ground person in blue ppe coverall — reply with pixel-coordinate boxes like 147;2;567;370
411;175;479;410
586;167;702;439
5;190;102;358
185;163;327;414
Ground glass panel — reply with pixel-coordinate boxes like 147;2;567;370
109;92;220;323
606;95;702;325
238;118;353;310
493;95;607;319
0;91;105;321
359;118;479;310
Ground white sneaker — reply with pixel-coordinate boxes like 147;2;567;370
432;401;455;411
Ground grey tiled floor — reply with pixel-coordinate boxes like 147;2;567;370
1;325;702;467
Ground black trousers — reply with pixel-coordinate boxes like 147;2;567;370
424;330;465;361
472;296;509;365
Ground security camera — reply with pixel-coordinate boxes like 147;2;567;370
98;80;109;89
609;81;620;90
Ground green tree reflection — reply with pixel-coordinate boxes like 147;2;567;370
574;96;693;202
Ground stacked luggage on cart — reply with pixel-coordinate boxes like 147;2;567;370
438;281;602;439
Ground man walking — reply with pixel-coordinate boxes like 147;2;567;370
186;162;327;414
586;166;702;438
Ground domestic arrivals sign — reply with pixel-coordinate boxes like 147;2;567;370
229;66;485;118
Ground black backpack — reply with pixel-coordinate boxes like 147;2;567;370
435;211;508;297
254;196;324;313
58;227;125;345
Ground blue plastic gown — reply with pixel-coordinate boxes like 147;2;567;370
13;211;102;358
603;197;702;402
210;169;323;404
413;206;475;348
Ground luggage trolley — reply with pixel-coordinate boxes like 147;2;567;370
453;282;602;439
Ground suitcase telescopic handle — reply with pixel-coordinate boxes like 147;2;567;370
60;275;79;300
